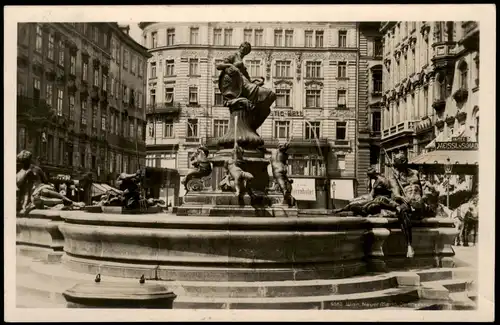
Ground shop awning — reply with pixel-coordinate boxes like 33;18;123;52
410;150;478;166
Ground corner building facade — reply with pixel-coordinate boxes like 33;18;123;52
17;23;150;182
140;22;382;204
380;21;480;175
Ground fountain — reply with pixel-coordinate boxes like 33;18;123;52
16;42;475;310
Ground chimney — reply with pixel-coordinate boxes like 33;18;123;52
119;24;130;35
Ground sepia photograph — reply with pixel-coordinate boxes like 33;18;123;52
5;4;495;322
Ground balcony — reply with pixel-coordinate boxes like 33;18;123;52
17;96;54;123
431;42;456;70
381;120;416;140
90;86;99;101
146;102;181;116
289;137;329;148
432;98;446;112
452;88;469;103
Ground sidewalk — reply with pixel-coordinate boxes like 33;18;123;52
452;245;478;268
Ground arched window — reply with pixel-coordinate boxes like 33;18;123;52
458;61;468;89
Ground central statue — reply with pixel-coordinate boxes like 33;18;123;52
216;41;276;149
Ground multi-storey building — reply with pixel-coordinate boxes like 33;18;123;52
380;21;480;174
17;23;150;182
139;22;382;205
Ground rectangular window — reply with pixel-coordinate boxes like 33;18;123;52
123;49;129;69
306;61;322;78
190;27;199;44
165;87;174;104
33;78;41;100
45;83;53;107
372;111;381;132
274;121;290;139
138;59;143;78
336;121;347;140
102;74;108;92
338;61;347;78
254;29;263;46
337;89;347;108
338;30;347;47
305;89;321;108
101;114;106;131
103;33;108;48
285;30;293;47
93;68;99;86
424;38;429;63
305;31;313;47
246;60;261;77
214;89;223;106
164;119;174;138
69;95;75;120
150;89;156;106
224;29;232;46
244;29;252;43
189;87;198;104
58;40;65;66
92;103;98;129
129;120;135;139
274;29;283;47
213;29;222;45
167;28;175;45
82;61;88;81
374;38;383;57
187;119;198;138
93;26;99;43
35;25;43;53
305;121;320;140
189;59;199;75
275;88;291;107
47;34;55;60
213;119;229;138
81;100;87;125
372;69;382;93
131;55;136;75
275;60;291;78
315;31;324;47
151;31;157;48
70;55;76;75
165;60;174;76
150;62;157;78
56;89;63;116
337;155;346;170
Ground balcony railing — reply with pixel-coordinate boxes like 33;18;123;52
146;102;182;115
372;80;383;95
381;120;417;139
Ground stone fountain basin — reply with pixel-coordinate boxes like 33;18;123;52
48;211;458;282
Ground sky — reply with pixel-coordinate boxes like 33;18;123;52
119;22;143;45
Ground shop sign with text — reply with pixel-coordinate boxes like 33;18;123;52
270;110;304;118
436;142;478;151
290;178;316;201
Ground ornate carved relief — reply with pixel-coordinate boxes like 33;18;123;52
329;109;355;119
295;52;303;81
265;50;273;80
304;80;324;87
274;79;294;87
328;52;356;62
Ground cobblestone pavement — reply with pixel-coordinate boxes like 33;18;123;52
452;245;478;268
